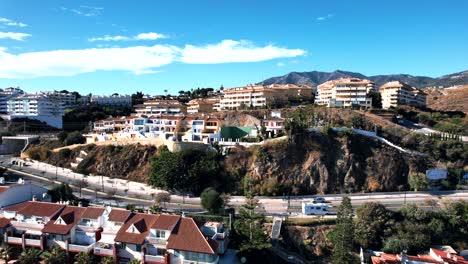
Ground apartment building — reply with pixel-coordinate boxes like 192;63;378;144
0;184;50;208
134;100;187;116
261;111;285;137
316;78;375;109
0;202;223;264
187;98;220;114
181;116;222;143
6;93;65;129
371;248;468;264
91;94;132;107
40;91;76;107
220;84;314;110
379;81;427;109
0;87;24;114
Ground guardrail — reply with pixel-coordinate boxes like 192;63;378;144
94;247;113;256
144;255;165;263
7;236;22;244
25;238;41;247
69;243;94;252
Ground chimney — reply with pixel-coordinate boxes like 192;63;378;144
78;201;83;207
32;195;37;202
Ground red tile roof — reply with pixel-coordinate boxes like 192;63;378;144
167;217;216;255
107;209;131;223
82;207;105;219
152;214;180;230
0;217;11;228
114;213;159;245
4;201;65;218
42;206;86;235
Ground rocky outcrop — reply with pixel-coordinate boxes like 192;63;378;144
225;131;422;195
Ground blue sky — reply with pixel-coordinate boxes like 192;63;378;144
0;0;467;95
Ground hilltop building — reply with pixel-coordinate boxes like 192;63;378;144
219;84;313;110
379;81;427;109
316;78;375;108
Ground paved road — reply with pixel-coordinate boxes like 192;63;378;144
2;154;467;218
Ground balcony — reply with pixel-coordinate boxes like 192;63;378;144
7;236;23;245
147;237;167;246
94;243;114;256
25;238;41;247
69;243;95;253
144;254;165;263
11;221;45;231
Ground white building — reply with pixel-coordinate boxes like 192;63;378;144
220;84;314;110
380;81;427;109
0;87;24;114
134;100;186;116
0;183;50;208
91;94;132;107
6;93;64;129
316;78;375;109
40;91;76;107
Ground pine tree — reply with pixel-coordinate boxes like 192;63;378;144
234;195;271;253
330;196;356;264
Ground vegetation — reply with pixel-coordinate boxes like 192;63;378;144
48;183;78;204
42;247;67;264
154;192;171;209
284;107;312;142
328;196;357;264
200;187;224;213
74;251;96;264
0;245;13;263
18;247;41;264
100;256;115;264
408;172;428;191
354;201;468;254
233;196;271;254
149;146;222;195
63;104;132;131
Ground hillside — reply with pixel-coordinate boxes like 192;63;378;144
426;85;468;113
260;70;468;88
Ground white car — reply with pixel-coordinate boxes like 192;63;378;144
312;197;326;203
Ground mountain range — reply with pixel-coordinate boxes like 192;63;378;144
259;70;468;88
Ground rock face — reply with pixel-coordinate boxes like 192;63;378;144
225;131;420;195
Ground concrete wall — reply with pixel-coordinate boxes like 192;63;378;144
0;184;49;208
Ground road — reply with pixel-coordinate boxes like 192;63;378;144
1;154;467;218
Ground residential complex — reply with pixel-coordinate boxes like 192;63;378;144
91;94;132;107
370;247;468;264
39;91;77;107
219;84;313;110
187;98;220;114
316;78;375;108
0;87;24;114
6;93;65;129
379;81;427;109
0;201;225;264
134;100;187;116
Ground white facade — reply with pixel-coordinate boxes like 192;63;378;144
0;184;49;208
0;87;24;114
134;100;186;116
380;81;427;109
91;94;132;107
40;91;76;107
7;94;64;129
316;78;374;108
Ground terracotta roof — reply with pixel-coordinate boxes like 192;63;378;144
0;186;9;194
0;217;11;228
4;201;65;218
108;209;131;223
167;217;216;255
42;206;86;235
82;207;105;219
114;213;159;244
152;214;180;230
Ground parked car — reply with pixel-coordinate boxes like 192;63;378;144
312;197;326;203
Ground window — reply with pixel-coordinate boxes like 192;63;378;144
120;243;126;249
156;230;166;238
136;245;142;251
157;248;167;256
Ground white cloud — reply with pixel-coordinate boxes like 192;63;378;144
0;45;177;78
0;32;31;41
316;14;334;21
135;32;167;40
0;40;306;78
180;40;305;64
0;18;28;27
61;5;103;17
276;62;286;67
89;32;167;42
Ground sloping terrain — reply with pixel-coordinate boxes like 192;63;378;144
426;85;468;113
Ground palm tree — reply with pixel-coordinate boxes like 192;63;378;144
100;256;115;264
128;259;141;264
0;245;13;263
74;251;95;264
18;247;41;264
42;246;67;264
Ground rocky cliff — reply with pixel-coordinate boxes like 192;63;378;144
224;130;423;195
